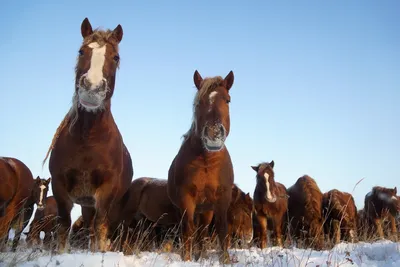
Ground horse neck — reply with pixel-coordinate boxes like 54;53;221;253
71;101;114;138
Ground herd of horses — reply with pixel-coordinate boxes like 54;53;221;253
0;18;399;264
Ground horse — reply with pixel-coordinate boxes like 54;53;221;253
252;160;288;248
322;189;358;245
0;157;51;251
286;175;324;250
363;186;399;241
119;178;252;254
167;70;235;263
208;184;254;249
42;17;133;253
24;196;58;250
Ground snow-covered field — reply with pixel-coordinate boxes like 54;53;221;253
1;240;399;267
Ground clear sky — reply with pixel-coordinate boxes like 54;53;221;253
1;0;399;225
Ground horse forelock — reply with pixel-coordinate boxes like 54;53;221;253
182;76;225;142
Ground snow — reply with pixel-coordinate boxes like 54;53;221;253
1;240;399;267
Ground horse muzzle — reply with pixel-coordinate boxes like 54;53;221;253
201;124;227;152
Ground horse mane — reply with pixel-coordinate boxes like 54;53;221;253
372;186;394;196
182;76;225;142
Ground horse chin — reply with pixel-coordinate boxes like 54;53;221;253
78;88;105;112
203;140;225;152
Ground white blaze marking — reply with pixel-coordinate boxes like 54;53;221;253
208;91;218;112
38;185;46;206
86;42;106;89
264;173;273;200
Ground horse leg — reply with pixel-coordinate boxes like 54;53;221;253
275;217;284;247
82;206;95;251
179;195;196;261
53;192;73;253
374;218;384;240
94;189;117;252
214;196;231;264
43;232;52;250
12;206;33;252
389;215;398;241
194;210;213;261
256;213;267;249
332;219;340;244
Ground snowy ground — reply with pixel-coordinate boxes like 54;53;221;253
1;240;399;267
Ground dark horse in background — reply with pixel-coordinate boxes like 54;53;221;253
24;196;58;250
362;186;399;241
167;70;235;263
0;157;51;251
43;17;133;252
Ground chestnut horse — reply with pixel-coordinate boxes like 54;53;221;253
0;157;51;251
42;18;133;252
252;161;288;248
363;186;399;241
167;70;235;263
286;175;324;250
322;189;358;245
24;196;58;250
69;215;89;250
208;184;254;248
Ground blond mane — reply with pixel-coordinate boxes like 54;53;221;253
182;76;224;141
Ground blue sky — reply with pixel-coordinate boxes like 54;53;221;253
1;0;399;224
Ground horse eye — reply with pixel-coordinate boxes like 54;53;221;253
78;50;84;56
113;55;120;62
226;99;231;104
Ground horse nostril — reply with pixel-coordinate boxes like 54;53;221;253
219;125;225;136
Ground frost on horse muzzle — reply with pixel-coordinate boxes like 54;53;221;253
201;123;226;151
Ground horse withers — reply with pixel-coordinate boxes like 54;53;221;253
43;17;133;253
167;70;235;263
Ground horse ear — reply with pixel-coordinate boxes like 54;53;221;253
46;178;52;184
251;165;259;172
270;160;275;169
81;17;93;38
224;71;234;90
35;176;40;182
112;24;123;43
193;70;203;90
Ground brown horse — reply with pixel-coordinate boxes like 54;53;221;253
119;178;252;253
286;175;324;250
322;189;358;245
24;196;58;250
167;70;235;263
252;161;288;248
209;184;254;248
363;186;399;241
0;157;51;251
43;17;133;253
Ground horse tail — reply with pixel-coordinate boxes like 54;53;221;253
42;112;71;168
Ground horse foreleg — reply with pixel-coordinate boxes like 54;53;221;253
275;217;284;247
389;215;398;241
374;218;384;240
214;197;230;264
53;192;73;253
82;206;95;251
256;213;267;249
179;196;196;262
12;206;33;252
332;219;340;244
194;210;213;261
